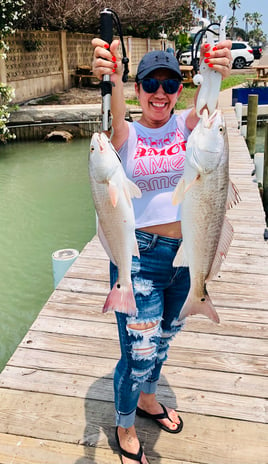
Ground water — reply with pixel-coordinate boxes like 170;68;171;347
256;125;266;152
0;139;96;371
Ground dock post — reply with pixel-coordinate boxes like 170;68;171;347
235;102;242;131
263;122;268;228
246;94;258;157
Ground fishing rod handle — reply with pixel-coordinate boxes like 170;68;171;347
100;9;113;132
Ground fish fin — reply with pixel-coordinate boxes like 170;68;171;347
178;290;220;324
97;221;116;264
123;182;132;207
207;216;233;281
226;180;241;209
103;281;137;316
127;178;142;199
108;180;119;207
173;243;188;267
133;238;140;258
172;178;185;205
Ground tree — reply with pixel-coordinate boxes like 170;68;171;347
229;0;240;39
0;0;25;142
243;12;253;35
18;0;193;37
191;0;216;21
250;12;263;45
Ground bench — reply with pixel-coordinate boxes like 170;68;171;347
71;65;100;88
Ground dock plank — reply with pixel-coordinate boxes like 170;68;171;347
0;107;267;463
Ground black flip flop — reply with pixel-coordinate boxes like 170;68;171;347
115;427;150;464
136;403;183;434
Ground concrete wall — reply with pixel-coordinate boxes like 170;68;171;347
0;30;175;104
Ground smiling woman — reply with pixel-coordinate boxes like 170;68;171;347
91;34;233;464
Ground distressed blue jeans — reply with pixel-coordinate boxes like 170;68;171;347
110;230;190;428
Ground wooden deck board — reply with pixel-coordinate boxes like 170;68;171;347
0;107;267;463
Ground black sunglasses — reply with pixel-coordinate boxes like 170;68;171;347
139;78;181;94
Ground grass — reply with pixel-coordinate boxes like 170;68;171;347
125;73;254;111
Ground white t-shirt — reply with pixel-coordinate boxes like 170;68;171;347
119;111;191;228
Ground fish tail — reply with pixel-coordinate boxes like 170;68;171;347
103;281;137;316
178;292;220;324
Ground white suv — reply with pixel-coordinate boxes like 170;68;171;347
179;41;254;69
231;41;254;69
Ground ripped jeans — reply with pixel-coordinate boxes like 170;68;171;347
110;230;190;428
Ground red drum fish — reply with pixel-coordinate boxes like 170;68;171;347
89;132;141;315
172;109;240;323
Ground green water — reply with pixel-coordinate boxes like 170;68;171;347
0;139;96;371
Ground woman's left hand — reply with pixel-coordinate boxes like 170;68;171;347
200;40;233;79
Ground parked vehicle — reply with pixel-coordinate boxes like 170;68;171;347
230;42;254;69
179;41;254;69
252;46;262;60
179;46;199;66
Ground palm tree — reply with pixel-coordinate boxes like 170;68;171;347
251;12;263;45
243;12;253;34
229;0;241;39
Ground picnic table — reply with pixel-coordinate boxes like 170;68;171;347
180;65;195;85
249;65;268;86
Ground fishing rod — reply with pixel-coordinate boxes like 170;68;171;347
100;8;129;132
191;22;221;74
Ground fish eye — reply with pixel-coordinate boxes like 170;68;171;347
90;146;94;152
219;125;225;134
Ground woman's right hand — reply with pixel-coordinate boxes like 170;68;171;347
91;38;123;81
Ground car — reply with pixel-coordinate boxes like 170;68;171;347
179;41;254;70
230;41;254;69
252;46;262;60
179;46;200;66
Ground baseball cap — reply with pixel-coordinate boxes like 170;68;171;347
136;50;182;81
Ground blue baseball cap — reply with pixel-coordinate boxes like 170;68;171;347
136;50;182;80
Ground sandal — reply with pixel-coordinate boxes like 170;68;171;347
136;403;183;434
115;426;150;464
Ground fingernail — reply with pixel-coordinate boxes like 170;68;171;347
204;52;210;57
112;68;116;73
208;63;214;68
204;58;210;63
204;44;210;49
212;46;217;51
112;56;116;63
104;44;109;49
113;63;117;69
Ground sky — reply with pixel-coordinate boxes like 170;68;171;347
215;0;268;37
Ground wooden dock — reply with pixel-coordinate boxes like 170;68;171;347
0;108;267;464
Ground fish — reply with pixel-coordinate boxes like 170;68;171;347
172;109;240;323
89;132;142;315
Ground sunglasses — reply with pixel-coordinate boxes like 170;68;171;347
139;78;181;94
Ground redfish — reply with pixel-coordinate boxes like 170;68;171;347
89;132;141;315
172;109;240;323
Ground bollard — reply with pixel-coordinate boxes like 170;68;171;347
246;94;258;157
254;153;264;184
235;102;243;131
263;122;268;226
52;248;79;289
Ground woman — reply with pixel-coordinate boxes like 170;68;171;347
92;37;232;464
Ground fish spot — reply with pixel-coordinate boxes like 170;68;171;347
201;297;205;302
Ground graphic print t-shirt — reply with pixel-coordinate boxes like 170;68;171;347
119;111;191;228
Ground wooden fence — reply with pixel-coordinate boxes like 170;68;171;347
0;31;175;104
